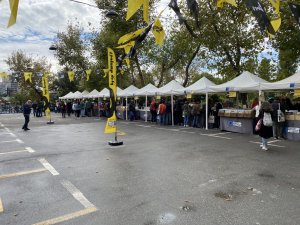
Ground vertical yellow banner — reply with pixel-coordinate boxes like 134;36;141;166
104;48;117;134
42;73;51;119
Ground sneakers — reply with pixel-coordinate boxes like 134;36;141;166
262;146;268;151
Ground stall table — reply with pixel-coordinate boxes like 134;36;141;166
284;112;300;141
219;109;254;134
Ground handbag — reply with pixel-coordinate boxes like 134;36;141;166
255;119;262;131
209;115;215;124
277;103;285;123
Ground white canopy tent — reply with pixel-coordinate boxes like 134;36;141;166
85;89;100;99
118;85;139;120
209;71;269;92
134;83;159;122
261;72;300;90
179;77;217;130
70;91;83;99
157;80;185;126
81;90;90;99
59;91;73;100
97;87;123;98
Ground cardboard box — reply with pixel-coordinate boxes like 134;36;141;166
295;114;300;121
285;114;295;121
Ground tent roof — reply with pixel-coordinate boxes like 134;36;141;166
60;91;73;99
209;71;268;92
85;89;99;98
70;91;83;99
97;87;123;98
81;90;90;98
180;77;216;94
157;80;184;95
134;83;158;96
261;72;300;90
118;85;139;97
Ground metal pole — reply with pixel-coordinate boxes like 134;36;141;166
126;96;128;120
145;95;148;122
171;94;174;126
206;92;208;130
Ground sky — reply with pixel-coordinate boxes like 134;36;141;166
0;0;171;76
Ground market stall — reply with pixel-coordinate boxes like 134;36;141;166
209;71;270;134
118;85;139;120
218;109;255;134
284;111;300;141
134;83;159;122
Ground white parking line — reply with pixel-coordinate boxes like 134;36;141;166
25;147;35;153
249;141;285;148
61;180;95;208
38;158;59;176
200;133;232;139
0;149;34;155
16;139;24;143
0;139;20;144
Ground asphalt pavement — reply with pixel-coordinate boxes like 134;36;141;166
0;113;299;225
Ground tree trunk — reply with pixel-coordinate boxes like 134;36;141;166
183;44;201;87
134;54;145;87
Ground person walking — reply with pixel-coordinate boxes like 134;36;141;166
183;101;191;127
258;101;274;151
158;100;167;125
22;100;32;131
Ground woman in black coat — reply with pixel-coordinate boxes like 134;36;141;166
258;102;273;151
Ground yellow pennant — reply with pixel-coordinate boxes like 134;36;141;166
269;0;280;14
68;71;75;82
217;0;237;8
7;0;19;28
118;28;145;45
103;69;109;78
268;17;281;38
126;0;149;24
85;69;92;81
125;57;131;68
104;48;117;134
24;72;32;83
116;41;135;54
0;72;9;78
42;73;51;119
152;18;165;47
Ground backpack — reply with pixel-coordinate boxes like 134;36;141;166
263;112;273;127
159;104;166;114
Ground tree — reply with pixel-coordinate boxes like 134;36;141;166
257;58;276;81
5;50;51;102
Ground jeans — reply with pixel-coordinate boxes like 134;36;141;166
261;137;268;148
22;114;30;129
129;111;134;121
192;115;199;127
165;112;171;125
184;115;189;126
160;114;165;125
273;122;283;138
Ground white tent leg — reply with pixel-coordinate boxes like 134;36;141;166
206;92;208;130
126;96;128;120
171;94;174;126
145;95;148;122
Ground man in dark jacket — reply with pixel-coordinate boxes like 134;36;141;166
22;100;32;131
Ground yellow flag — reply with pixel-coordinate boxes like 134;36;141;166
42;73;51;119
116;41;135;54
125;57;131;68
269;0;280;14
24;72;32;83
118;28;145;45
217;0;237;8
126;0;149;24
105;48;117;134
7;0;19;28
85;69;92;81
0;72;9;78
268;17;281;38
68;71;75;82
152;18;165;47
103;69;109;78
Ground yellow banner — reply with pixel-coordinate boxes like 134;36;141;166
85;69;92;81
24;72;32;83
118;28;145;45
229;91;237;97
103;69;109;78
217;0;237;8
186;93;192;99
42;73;51;119
269;0;280;14
294;89;300;97
104;48;117;134
126;0;149;24
152;18;165;47
7;0;19;28
68;71;75;82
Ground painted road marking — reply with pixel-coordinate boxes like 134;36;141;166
117;131;126;136
9;132;17;137
16;139;24;143
200;133;232;139
182;131;196;134
0;133;10;136
0;168;47;180
0;197;3;213
61;180;95;208
25;147;35;153
249;141;285;148
0;149;34;155
38;158;59;176
0;139;20;143
32;207;97;225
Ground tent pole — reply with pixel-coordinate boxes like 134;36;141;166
171;94;174;126
206;92;208;130
126;96;128;120
145;95;148;122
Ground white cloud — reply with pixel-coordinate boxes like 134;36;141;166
0;0;102;73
